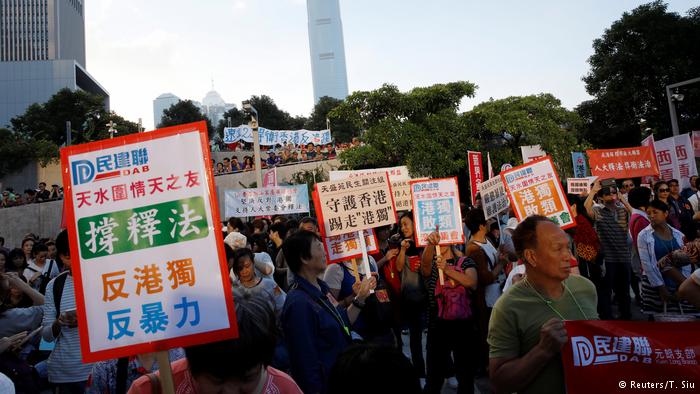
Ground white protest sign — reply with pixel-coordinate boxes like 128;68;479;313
521;145;546;163
223;125;332;146
224;185;309;218
329;166;410;182
410;177;464;247
567;177;598;195
673;134;698;189
479;176;509;220
61;121;237;362
654;137;681;182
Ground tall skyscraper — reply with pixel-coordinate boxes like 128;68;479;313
0;0;106;127
306;0;349;103
153;93;180;128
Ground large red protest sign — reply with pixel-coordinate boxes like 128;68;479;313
562;320;700;394
324;229;379;264
501;156;575;229
587;146;659;179
467;151;483;205
60;121;237;362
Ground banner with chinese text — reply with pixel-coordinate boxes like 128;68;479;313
640;135;656;184
673;133;698;189
60;121;237;363
315;173;397;237
324;229;379;264
693;131;700;157
390;178;428;212
567;177;598;195
521;144;546;163
655;137;681;182
562;320;700;394
571;152;588;178
223;125;332;146
224;185;309;218
501;156;574;229
410;178;464;247
478;176;509;220
587;146;659;179
329;166;410;182
468;151;483;205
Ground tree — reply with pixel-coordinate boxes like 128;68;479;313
333;82;478;178
463;94;586;178
158;100;214;137
577;1;700;147
214;95;309;141
305;96;356;142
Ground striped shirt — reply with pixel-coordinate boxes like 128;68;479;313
592;203;631;264
41;274;94;383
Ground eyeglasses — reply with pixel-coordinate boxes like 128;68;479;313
658;188;670;192
623;184;634;188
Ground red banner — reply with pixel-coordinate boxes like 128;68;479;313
562;320;700;394
641;135;657;184
693;131;700;158
468;151;483;205
587;146;659;179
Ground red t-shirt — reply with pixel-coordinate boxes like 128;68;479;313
128;359;302;394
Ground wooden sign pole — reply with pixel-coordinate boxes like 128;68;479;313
156;351;176;394
350;258;361;284
356;230;374;293
435;245;445;285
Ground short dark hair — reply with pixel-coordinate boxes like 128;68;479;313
55;229;70;258
0;236;4;245
249;233;269;253
653;181;669;194
328;344;421;394
628;186;652;210
269;222;288;239
695;176;700;190
8;248;27;270
512;215;553;260
32;243;48;256
283;230;321;273
649;199;669;213
251;219;265;231
299;217;318;229
21;238;34;249
232;248;255;277
185;289;278;380
227;217;244;232
465;208;486;234
668;179;679;187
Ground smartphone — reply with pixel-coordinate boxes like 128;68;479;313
600;178;616;188
63;308;77;320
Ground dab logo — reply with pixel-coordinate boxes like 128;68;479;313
72;148;150;185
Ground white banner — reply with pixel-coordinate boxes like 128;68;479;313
479;176;509;220
567;177;598;195
225;185;309;218
521;145;546;163
223;125;332;146
329;166;410;182
673;134;698;189
654;137;681;182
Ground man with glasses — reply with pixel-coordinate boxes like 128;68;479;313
619;179;635;202
668;178;696;240
584;180;633;320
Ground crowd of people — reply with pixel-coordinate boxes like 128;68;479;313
1;176;700;393
1;183;63;209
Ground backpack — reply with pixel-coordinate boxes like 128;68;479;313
37;259;55;294
434;257;472;321
52;271;69;317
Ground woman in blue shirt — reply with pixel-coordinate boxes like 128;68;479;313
281;230;375;394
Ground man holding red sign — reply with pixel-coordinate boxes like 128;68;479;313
488;216;598;394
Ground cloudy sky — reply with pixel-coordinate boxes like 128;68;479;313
85;0;697;129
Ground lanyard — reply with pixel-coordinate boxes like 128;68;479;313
294;283;351;339
523;278;588;321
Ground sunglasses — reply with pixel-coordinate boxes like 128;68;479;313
623;184;634;188
658;188;670;192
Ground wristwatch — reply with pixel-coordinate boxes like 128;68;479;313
352;297;366;309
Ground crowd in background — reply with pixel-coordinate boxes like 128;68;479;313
2;175;700;393
1;183;63;209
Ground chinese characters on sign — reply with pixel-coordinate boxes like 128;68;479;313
324;229;379;264
587;146;659;179
478;176;509;220
329;166;410;182
61;121;237;363
468;151;483;206
571;152;588;178
562;320;700;394
224;185;310;218
391;178;427;211
410;178;464;247
223;125;332;146
567;177;597;195
315;173;397;238
673;134;698;189
501;157;574;229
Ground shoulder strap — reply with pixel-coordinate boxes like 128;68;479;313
53;272;69;318
147;372;161;394
116;357;130;394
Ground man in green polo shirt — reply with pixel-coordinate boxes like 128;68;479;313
488;215;598;394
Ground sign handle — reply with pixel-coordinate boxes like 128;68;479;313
435;245;445;286
356;230;374;294
156;351;176;394
350;258;361;284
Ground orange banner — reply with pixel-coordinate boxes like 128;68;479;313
587;146;659;179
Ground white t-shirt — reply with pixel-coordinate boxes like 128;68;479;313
23;259;59;288
503;264;526;293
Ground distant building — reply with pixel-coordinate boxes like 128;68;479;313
307;0;349;103
152;93;181;128
0;0;108;128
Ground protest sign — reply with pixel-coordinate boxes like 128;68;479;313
329;166;410;182
571;152;588;178
673;133;698;189
262;167;277;187
641;135;656;184
223;125;332;146
410;177;464;247
224;185;309;218
520;145;546;163
567;177;598;195
562;320;700;394
693;130;700;157
478;176;509;220
315;173;397;238
60;121;237;362
468;151;483;205
501;156;574;229
587;146;659;179
391;178;428;212
487;152;494;179
324;229;379;264
654;137;681;181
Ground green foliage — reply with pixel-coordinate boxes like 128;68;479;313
215;95;309;140
158;100;214;137
578;1;700;147
305;96;356;142
290;166;329;217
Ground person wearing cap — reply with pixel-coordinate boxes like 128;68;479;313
266;151;281;167
585;180;633;320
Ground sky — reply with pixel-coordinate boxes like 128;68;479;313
84;0;698;130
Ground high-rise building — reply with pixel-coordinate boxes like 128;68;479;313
153;93;180;128
0;0;107;128
306;0;349;103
